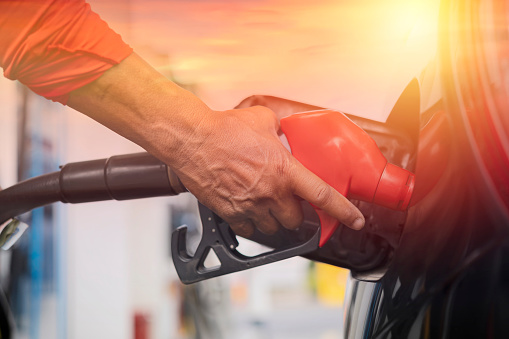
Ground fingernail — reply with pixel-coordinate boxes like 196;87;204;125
351;217;365;230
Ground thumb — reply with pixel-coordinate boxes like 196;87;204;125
289;161;365;230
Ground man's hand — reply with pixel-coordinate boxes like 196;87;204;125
68;53;364;237
169;106;364;236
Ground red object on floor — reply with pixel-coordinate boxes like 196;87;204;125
134;312;150;339
281;110;415;246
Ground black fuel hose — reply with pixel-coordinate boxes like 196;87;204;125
0;152;187;224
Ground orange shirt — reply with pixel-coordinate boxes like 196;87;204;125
0;0;133;104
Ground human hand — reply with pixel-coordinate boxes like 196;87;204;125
67;54;364;237
170;106;365;237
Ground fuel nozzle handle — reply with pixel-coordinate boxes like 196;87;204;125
281;110;415;246
58;152;186;203
0;152;186;224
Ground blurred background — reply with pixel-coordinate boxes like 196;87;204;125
0;0;439;338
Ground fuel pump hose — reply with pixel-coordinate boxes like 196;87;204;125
0;152;187;224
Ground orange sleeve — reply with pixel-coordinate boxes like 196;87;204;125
0;0;133;105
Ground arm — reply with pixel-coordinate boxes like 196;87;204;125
67;53;365;236
0;0;132;103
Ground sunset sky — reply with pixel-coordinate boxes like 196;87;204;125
91;0;440;121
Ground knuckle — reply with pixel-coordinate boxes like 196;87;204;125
226;198;255;218
287;205;304;230
284;215;303;230
235;95;260;108
292;212;304;229
275;157;291;177
255;217;279;235
253;105;276;118
221;206;242;223
248;95;264;106
313;184;332;206
231;222;254;238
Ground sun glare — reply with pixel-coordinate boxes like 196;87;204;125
124;0;441;119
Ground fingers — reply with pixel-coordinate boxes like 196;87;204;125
290;161;365;230
226;197;303;237
250;197;304;235
229;214;281;237
242;105;280;133
188;104;363;238
229;219;255;238
270;197;304;231
252;212;281;235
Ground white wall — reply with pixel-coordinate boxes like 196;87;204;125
62;110;175;339
0;77;18;188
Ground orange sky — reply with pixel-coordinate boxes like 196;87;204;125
90;0;440;121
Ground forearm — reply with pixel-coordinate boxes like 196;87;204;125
67;53;212;169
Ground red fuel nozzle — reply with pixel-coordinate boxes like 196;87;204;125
280;110;415;247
